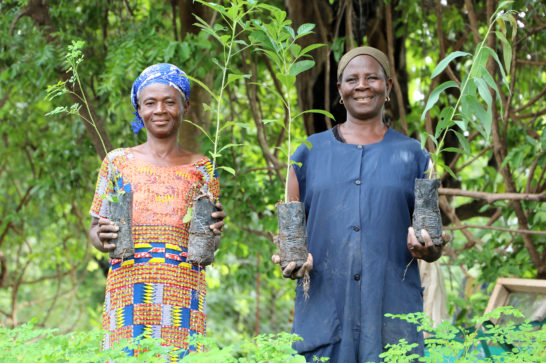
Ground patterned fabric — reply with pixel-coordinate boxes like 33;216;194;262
130;63;191;134
90;148;220;361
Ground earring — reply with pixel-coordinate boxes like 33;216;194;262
339;99;344;104
385;96;390;102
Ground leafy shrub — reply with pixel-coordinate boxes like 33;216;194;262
0;320;304;362
381;306;546;362
2;307;543;362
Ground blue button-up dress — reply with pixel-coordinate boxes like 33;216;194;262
291;127;429;362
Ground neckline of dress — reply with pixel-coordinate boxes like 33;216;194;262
124;148;208;168
330;126;391;148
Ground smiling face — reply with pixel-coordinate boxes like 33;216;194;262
137;83;189;139
337;55;392;122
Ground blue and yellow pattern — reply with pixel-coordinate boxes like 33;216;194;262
91;149;219;360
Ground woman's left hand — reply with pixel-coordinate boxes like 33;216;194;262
407;227;450;262
209;202;226;235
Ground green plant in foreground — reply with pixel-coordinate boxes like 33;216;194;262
420;1;517;178
381;306;546;362
0;321;306;362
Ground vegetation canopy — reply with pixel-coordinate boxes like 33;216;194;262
0;0;544;358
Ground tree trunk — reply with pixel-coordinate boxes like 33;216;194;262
178;0;213;153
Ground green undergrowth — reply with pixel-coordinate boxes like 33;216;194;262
0;321;305;362
381;306;546;362
1;306;543;362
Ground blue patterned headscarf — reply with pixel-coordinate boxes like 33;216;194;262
130;63;191;134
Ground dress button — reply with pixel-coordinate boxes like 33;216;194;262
354;274;360;281
357;145;363;149
355;180;361;185
353;226;360;232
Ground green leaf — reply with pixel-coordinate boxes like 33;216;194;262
478;65;501;98
220;121;252;131
442;162;458;179
226;73;250;86
470;48;489;77
289;60;315;76
300;43;325;56
475;78;493;108
182;206;193;224
293;109;335;121
186;75;217;100
482;46;509;89
296;23;315;37
276;73;296;87
263;119;282;126
461;95;491;139
453;119;467;132
183;119;213;142
495;30;512;74
421;81;459;121
45;106;69;117
218;143;242;153
217;165;236;175
461;77;476;98
431;51;471;79
435;106;455;139
284;25;295;40
452;130;472;155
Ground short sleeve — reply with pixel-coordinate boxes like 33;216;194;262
89;154;115;219
420;148;431;179
89;149;131;218
291;141;311;202
195;158;221;201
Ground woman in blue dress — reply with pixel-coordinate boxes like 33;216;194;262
272;47;449;362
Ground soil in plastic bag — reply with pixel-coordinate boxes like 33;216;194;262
413;178;443;245
108;191;134;259
187;197;218;266
277;201;308;270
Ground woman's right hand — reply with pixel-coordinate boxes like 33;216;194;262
271;235;313;279
89;217;118;253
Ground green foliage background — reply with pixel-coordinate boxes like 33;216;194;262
0;0;544;354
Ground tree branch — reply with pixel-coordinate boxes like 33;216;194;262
464;0;482;44
385;2;407;134
439;188;546;203
444;224;546;235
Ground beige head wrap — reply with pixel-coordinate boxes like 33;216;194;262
337;46;391;80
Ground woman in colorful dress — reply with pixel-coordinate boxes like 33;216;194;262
272;47;449;362
88;63;225;360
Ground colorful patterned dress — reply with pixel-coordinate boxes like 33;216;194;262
90;148;220;360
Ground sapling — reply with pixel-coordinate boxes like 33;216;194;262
46;40;133;259
249;6;333;294
183;0;259;266
415;2;517;245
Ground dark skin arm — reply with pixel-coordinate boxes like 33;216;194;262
88;202;226;253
